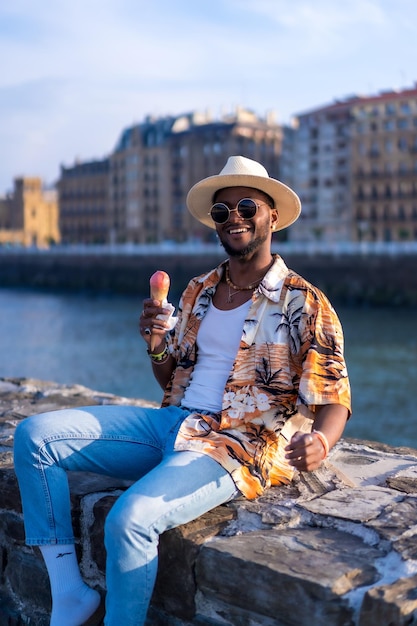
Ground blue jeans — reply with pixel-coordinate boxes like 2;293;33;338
14;405;238;626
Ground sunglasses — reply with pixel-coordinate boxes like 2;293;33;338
209;198;269;224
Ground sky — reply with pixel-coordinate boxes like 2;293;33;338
1;0;416;192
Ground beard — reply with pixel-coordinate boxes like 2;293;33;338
218;225;270;258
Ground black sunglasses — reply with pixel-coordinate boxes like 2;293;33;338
209;198;269;224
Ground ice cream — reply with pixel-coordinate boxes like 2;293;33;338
150;270;170;304
149;270;171;351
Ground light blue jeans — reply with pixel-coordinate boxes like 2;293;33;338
13;404;238;626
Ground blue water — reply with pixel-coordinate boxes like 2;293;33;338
1;287;416;448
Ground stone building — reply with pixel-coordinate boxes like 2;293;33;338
58;158;110;244
0;177;60;247
290;84;417;243
108;118;173;245
59;108;284;245
165;108;283;243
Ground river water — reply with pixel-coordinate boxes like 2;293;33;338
1;287;416;448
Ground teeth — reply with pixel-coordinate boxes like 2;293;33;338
229;228;248;234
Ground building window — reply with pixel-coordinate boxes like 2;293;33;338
397;118;409;129
383;228;392;241
398;137;408;151
400;102;411;115
370;141;380;157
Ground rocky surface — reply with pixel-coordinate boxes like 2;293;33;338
2;377;417;625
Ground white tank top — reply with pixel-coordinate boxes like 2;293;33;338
181;299;251;413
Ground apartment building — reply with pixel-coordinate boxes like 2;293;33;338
0;177;60;247
350;87;417;242
106;108;284;244
108;117;173;245
58;159;110;244
290;84;417;243
290;100;351;242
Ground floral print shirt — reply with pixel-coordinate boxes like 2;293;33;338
162;255;351;500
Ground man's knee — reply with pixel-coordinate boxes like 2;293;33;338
14;412;61;472
105;498;141;545
104;493;159;549
14;415;40;465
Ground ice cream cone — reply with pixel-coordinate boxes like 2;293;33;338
149;270;170;351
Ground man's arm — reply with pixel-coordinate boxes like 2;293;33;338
148;338;176;390
285;403;349;472
139;297;178;391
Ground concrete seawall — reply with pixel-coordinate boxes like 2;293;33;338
0;247;416;306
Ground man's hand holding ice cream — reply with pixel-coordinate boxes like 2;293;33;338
140;270;177;357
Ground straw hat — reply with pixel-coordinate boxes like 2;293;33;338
186;155;301;231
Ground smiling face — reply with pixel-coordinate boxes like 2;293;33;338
213;186;279;259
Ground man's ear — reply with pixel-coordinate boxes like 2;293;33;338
271;209;279;231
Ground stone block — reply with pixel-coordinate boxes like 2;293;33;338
7;547;51;613
195;528;382;626
0;510;25;544
0;465;22;513
359;574;417;626
153;507;236;620
89;494;118;572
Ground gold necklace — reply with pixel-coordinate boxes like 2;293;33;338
226;284;245;303
225;264;262;291
225;264;262;303
224;258;275;303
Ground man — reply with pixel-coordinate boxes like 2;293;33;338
14;156;351;626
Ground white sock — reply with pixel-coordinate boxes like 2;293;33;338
40;544;101;626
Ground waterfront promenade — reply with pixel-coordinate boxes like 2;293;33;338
1;241;417;306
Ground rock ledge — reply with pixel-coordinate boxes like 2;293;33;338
2;377;417;625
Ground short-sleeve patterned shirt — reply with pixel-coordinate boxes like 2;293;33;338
162;255;351;500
